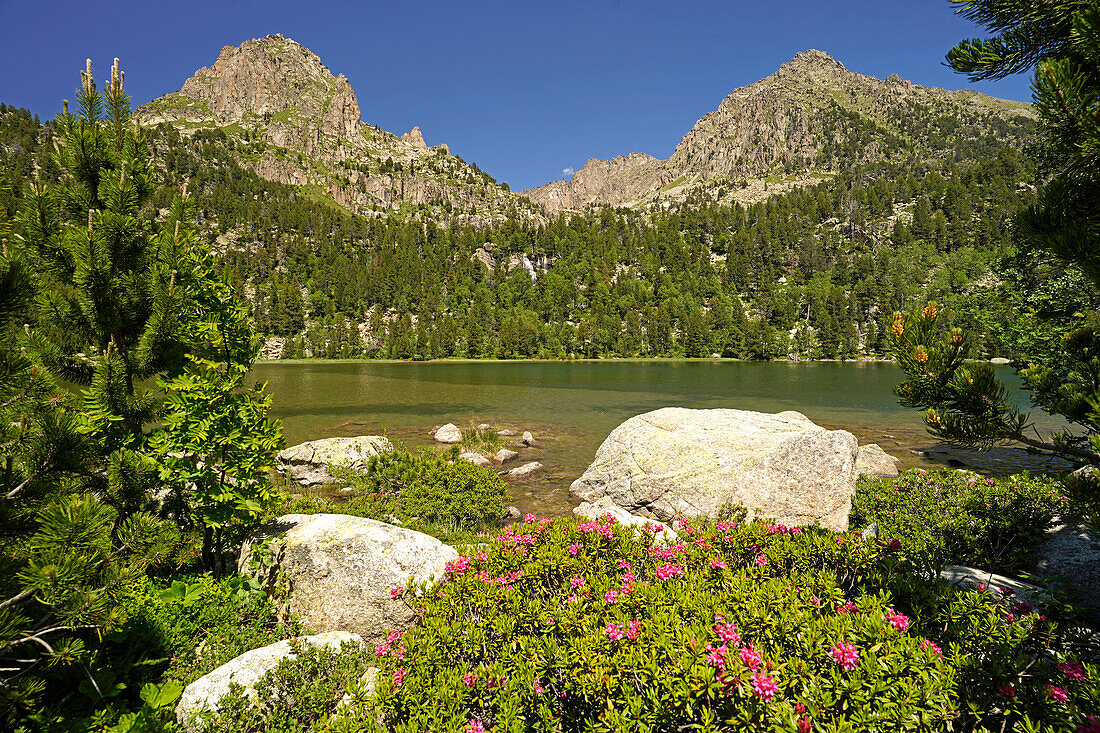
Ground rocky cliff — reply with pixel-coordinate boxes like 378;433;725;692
137;35;537;224
522;50;1034;212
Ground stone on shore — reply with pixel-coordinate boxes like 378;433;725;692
494;448;518;463
522;431;537;446
460;452;492;467
239;514;458;645
276;436;392;486
569;407;858;530
574;496;678;544
856;443;901;478
176;632;364;729
434;423;462;443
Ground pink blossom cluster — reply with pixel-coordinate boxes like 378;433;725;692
393;667;408;686
445;556;472;574
568;543;582;556
655;562;684;581
466;720;485;733
462;672;478;687
709;559;728;569
765;523;802;536
577;520;614;539
375;630;406;658
919;639;942;656
751;670;779;702
753;554;768;566
831;642;860;671
836;601;857;614
570;574;586;589
1058;660;1087;681
885;608;909;632
1048;684;1069;703
714;620;741;646
649;543;685;561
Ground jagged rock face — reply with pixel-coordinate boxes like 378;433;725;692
137;35;534;224
523;49;1033;212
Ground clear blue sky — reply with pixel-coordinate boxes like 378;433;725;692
0;0;1031;191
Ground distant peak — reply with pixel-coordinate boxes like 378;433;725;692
786;49;846;70
401;126;428;150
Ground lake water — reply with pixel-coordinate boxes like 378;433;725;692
252;360;1076;516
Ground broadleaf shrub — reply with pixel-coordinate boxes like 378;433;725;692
313;515;1095;732
852;469;1067;574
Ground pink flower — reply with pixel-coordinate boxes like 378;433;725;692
533;678;545;693
706;643;727;667
832;642;859;671
885;608;909;632
709;559;728;569
565;593;578;604
1058;660;1087;681
390;586;403;598
751;671;779;702
714;622;741;646
919;639;942;656
625;620;642;640
462;672;478;687
754;554;768;566
655;562;683;581
622;571;636;583
999;683;1016;698
836;601;857;614
393;668;408;687
1078;715;1100;733
568;543;582;556
524;513;536;523
374;641;390;657
570;575;586;589
618;559;632;570
467;720;485;733
1048;684;1069;703
606;622;624;641
604;589;620;604
739;644;762;671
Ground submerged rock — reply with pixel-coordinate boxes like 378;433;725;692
176;632;364;730
504;461;543;479
569;407;858;530
276;435;392;486
239;514;458;645
856;443;901;478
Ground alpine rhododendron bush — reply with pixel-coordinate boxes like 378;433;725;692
307;512;1097;733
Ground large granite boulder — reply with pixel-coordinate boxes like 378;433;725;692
276;436;392;486
856;443;901;478
176;632;363;729
569;408;858;531
239;514;458;645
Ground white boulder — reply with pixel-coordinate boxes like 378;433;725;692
276;436;392;486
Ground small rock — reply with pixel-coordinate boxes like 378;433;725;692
340;487;354;493
856;444;901;478
460;452;492;467
477;423;492;432
434;423;462;444
428;426;440;436
494;448;518;464
990;357;1011;365
176;632;363;730
497;429;517;437
505;461;543;479
504;506;522;521
522;431;537;446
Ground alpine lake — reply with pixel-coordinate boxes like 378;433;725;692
252;359;1076;517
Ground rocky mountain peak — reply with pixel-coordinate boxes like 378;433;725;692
785;49;845;70
163;34;361;140
401;126;428;149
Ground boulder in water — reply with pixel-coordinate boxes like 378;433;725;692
434;423;462;443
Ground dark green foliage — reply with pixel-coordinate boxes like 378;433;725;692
852;469;1066;574
332;448;507;532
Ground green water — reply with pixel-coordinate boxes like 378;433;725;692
252;360;1074;516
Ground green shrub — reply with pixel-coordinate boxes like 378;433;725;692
329;449;507;533
458;426;506;455
194;638;372;733
852;469;1067;574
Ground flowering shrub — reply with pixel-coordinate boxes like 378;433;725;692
852;469;1066;573
331;515;1093;732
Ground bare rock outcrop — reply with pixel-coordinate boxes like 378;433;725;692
276;435;392;486
240;514;458;645
569;407;858;530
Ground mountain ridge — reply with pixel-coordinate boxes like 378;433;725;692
521;48;1033;212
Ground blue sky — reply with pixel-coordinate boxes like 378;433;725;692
0;0;1031;190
